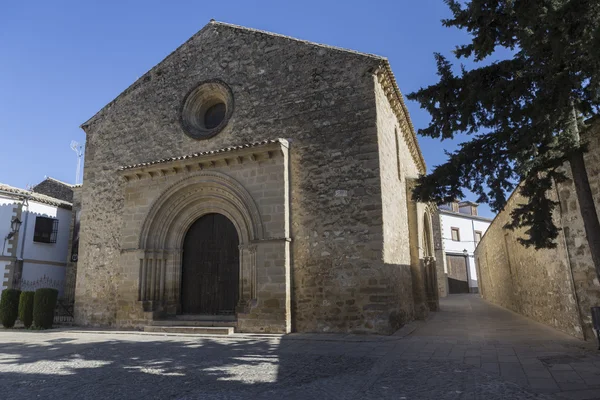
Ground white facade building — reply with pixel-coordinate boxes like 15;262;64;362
0;182;73;297
439;201;492;294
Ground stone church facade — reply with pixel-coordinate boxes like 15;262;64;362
75;21;441;334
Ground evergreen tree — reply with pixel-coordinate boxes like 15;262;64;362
407;0;600;280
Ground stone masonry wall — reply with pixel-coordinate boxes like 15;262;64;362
553;121;600;339
476;121;600;340
476;187;583;338
76;22;419;333
32;178;74;203
64;186;81;302
373;77;416;325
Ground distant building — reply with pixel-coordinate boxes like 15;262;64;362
438;201;492;294
0;178;73;297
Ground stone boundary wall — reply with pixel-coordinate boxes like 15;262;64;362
475;121;600;340
475;187;584;338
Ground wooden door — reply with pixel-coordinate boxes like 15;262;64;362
181;213;240;315
447;255;470;294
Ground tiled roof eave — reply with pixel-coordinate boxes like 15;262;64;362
375;61;427;175
118;139;288;181
0;184;73;209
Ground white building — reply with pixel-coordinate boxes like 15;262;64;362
439;201;492;294
0;180;73;297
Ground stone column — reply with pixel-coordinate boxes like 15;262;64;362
168;249;182;315
237;243;257;312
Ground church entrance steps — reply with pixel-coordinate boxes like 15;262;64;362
148;319;237;328
143;326;234;335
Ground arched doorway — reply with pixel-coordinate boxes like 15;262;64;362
181;213;240;315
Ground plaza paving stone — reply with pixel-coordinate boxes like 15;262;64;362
0;294;598;399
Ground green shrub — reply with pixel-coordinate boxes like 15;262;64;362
18;291;35;328
33;288;58;329
0;288;22;328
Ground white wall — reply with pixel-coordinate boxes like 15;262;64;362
21;262;66;297
440;211;491;289
20;202;71;263
0;196;17;294
0;193;71;296
0;197;17;257
0;260;9;293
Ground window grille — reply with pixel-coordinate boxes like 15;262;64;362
33;216;59;244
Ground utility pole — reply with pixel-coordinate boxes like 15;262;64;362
70;141;83;185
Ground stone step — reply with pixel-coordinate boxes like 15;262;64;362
143;326;235;335
149;319;237;327
175;314;236;321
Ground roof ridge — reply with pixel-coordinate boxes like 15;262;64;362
210;20;386;61
43;176;74;187
438;208;493;222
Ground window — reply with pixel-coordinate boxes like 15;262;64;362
474;231;482;246
180;80;234;140
204;102;226;129
33;216;58;244
451;227;460;241
394;127;403;181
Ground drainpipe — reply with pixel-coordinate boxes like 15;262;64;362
18;196;30;260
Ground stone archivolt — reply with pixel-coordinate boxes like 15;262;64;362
134;173;266;315
139;171;265;250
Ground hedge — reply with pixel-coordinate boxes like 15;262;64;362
18;291;35;328
33;288;58;329
0;288;22;328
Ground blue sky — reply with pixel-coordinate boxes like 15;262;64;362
0;0;494;217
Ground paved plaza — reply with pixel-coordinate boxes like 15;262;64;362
0;295;599;399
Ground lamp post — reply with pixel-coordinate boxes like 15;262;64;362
463;248;470;293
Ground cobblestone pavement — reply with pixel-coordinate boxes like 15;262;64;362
0;295;598;400
404;295;600;400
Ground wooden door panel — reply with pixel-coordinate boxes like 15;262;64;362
447;255;469;294
181;213;239;315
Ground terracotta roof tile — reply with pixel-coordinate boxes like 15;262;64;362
0;183;72;208
118;139;285;171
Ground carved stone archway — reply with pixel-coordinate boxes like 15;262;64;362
422;207;439;311
137;171;264;316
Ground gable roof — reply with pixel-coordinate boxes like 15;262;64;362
0;183;72;209
43;176;74;187
81;20;426;173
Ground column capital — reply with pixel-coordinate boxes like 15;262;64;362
239;243;257;252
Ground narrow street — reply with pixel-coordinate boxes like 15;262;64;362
0;295;598;399
407;295;600;398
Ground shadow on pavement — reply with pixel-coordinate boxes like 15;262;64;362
0;332;380;399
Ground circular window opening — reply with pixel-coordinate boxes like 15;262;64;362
204;102;226;129
180;80;234;140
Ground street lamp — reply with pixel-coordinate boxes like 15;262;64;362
6;217;22;240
